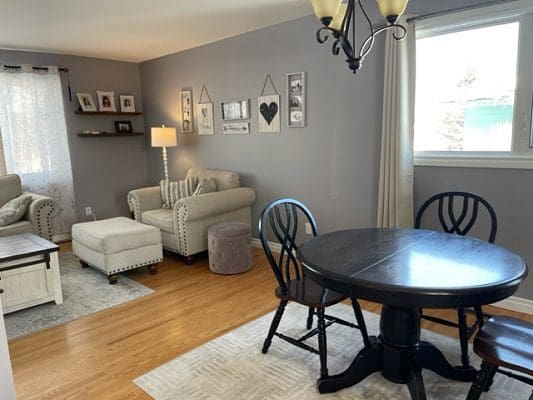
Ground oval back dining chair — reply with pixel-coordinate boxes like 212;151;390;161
415;191;498;368
259;198;370;379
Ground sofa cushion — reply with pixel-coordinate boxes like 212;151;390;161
194;177;217;195
0;220;33;237
0;174;23;208
186;168;240;191
0;194;32;227
71;217;161;254
160;177;198;209
141;209;174;233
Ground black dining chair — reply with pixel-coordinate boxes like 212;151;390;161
415;191;498;368
259;198;370;379
466;316;532;399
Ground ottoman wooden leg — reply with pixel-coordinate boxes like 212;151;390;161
108;274;118;285
148;264;158;275
80;260;89;268
184;255;195;266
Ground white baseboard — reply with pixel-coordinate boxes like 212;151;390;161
52;233;71;243
493;296;533;315
252;238;533;315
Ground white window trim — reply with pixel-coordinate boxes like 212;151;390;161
414;0;533;169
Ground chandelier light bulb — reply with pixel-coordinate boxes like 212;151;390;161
310;0;343;26
329;2;348;32
376;0;409;23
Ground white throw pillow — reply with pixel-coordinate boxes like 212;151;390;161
0;194;33;227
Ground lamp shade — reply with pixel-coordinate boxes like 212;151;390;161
151;126;177;148
310;0;342;22
329;2;348;31
376;0;409;18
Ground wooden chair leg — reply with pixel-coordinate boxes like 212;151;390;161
316;307;328;379
351;299;370;348
474;305;485;329
262;300;287;354
466;361;498;400
306;307;314;330
457;307;471;367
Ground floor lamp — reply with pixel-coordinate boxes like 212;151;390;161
151;125;177;181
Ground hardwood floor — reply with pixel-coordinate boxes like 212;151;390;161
8;245;532;400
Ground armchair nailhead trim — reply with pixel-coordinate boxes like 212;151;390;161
127;194;142;221
175;203;189;254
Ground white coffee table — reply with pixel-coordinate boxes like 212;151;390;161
0;233;62;314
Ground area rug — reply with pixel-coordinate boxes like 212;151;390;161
5;252;154;339
134;303;530;400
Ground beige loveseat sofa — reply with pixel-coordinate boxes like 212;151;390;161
0;174;58;240
127;168;256;264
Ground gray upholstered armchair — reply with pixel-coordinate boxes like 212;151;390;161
0;174;58;240
127;168;256;264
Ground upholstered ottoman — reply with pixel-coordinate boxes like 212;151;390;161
72;217;163;284
208;222;252;274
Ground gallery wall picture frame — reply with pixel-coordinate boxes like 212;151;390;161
180;89;194;133
119;95;135;113
286;72;306;128
197;84;214;135
198;103;214;135
76;93;97;112
258;74;280;133
96;90;116;112
221;99;249;121
223;122;250;135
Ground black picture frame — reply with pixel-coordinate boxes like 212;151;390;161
114;120;133;133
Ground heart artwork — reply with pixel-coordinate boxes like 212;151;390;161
201;108;208;118
260;102;278;125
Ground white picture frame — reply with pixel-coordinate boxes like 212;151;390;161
119;95;135;113
76;93;97;112
223;122;250;135
286;72;306;128
180;89;194;133
197;102;214;135
221;99;249;120
258;94;280;133
96;90;116;112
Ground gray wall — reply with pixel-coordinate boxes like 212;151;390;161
0;49;149;221
140;15;385;235
137;0;531;301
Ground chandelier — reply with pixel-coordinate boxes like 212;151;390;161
310;0;409;73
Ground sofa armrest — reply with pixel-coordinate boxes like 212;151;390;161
24;193;59;240
174;187;256;223
127;186;163;221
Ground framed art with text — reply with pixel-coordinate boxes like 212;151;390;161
180;89;194;133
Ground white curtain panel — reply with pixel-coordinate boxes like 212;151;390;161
0;65;76;235
377;18;416;228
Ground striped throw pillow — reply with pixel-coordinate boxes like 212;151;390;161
160;177;198;209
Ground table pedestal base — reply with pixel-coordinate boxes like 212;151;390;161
317;306;477;399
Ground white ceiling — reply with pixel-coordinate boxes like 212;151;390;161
0;0;311;63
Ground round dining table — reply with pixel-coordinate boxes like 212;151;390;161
297;228;528;400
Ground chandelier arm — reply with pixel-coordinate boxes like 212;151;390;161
316;27;331;44
358;24;407;60
332;39;342;55
357;0;375;38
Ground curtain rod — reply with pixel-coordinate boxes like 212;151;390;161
406;0;513;23
2;64;69;73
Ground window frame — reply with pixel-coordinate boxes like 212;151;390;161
414;1;533;169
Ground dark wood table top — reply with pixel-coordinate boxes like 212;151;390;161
0;233;59;263
297;228;528;308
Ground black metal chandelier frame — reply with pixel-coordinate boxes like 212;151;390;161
316;0;407;73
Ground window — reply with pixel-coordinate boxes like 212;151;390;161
414;1;533;168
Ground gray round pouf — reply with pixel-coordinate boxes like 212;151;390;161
208;222;253;274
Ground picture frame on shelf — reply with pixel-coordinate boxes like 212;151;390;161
76;93;97;112
286;72;306;128
119;95;135;113
180;89;194;133
197;102;214;135
223;122;250;135
114;120;133;133
221;99;249;120
96;90;116;112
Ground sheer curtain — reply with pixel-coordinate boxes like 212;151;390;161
0;65;76;236
376;18;416;228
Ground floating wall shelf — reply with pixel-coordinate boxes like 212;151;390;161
75;111;143;116
77;132;144;137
